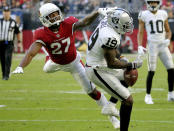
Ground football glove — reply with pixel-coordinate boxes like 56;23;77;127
138;46;147;56
98;7;117;16
128;59;143;69
12;67;24;74
120;56;129;63
162;39;170;47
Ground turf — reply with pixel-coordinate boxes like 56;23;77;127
0;53;174;131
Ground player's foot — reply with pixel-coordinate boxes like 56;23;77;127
145;94;154;104
101;102;119;117
168;91;174;101
108;116;120;129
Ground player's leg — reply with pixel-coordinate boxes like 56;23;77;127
71;60;119;114
43;59;60;73
145;44;158;104
4;44;14;80
120;95;133;131
0;44;6;79
85;67;132;130
159;47;174;101
71;60;120;128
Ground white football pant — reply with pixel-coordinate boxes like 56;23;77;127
43;52;95;94
85;66;130;101
147;42;174;71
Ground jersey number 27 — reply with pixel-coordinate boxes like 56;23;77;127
51;37;70;54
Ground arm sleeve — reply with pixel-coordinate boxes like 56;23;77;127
33;29;45;46
163;10;168;20
65;16;79;35
138;11;145;22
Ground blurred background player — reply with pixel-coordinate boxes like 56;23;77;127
0;5;22;80
12;3;120;129
138;0;174;104
85;8;143;131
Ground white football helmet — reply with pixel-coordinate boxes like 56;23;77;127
146;0;162;11
107;8;134;34
39;3;63;27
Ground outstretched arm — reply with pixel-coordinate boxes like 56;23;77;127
19;42;42;68
12;42;43;74
73;11;99;31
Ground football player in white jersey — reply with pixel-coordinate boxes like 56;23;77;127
85;8;143;131
138;0;174;104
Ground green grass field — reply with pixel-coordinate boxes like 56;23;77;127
0;53;174;131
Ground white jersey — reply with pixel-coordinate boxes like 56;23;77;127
86;18;121;67
138;10;168;43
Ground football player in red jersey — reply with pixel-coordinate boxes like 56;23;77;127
12;3;120;129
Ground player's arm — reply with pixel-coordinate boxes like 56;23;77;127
137;19;145;46
137;19;147;55
161;19;172;47
164;19;172;40
103;46;142;69
19;42;42;68
12;42;42;74
73;11;99;31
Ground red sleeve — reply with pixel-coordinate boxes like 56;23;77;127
64;16;79;35
64;16;79;25
32;28;44;45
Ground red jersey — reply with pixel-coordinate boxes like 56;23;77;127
33;16;78;65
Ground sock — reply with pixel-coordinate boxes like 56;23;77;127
167;69;174;92
96;93;108;107
146;71;155;94
120;103;133;131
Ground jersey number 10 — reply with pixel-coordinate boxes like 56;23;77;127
149;20;163;34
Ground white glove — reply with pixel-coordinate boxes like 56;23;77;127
98;7;117;16
138;46;147;56
120;56;129;63
12;67;24;74
129;59;143;69
162;39;170;47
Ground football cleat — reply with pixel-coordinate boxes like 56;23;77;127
145;94;154;104
108;116;120;129
101;102;119;117
168;92;174;101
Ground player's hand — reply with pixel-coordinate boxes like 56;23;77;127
138;46;147;56
98;7;117;16
128;59;143;69
162;39;170;47
12;67;24;74
120;56;129;63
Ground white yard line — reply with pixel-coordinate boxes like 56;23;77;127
0;119;173;124
0;88;165;94
0;107;174;111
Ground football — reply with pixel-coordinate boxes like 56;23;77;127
124;69;138;86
